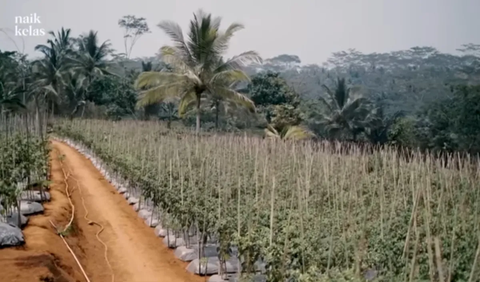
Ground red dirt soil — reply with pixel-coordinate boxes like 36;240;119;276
0;140;204;282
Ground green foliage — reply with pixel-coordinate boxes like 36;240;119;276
0;50;26;114
135;10;261;133
56;119;480;281
270;104;303;132
388;117;420;148
247;71;306;135
248;71;299;108
89;75;137;119
417;85;480;154
0;117;49;223
318;77;371;141
1;14;480;156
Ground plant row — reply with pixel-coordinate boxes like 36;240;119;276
0;116;50;240
54;119;480;282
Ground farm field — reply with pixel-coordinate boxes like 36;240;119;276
1;4;480;281
1;116;480;281
0;125;203;282
41;118;478;282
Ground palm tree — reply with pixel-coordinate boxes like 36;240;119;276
135;10;261;134
319;77;370;141
206;60;253;129
71;30;114;91
33;28;74;116
64;72;87;118
36;28;73;64
50;28;73;55
32;41;62;116
364;107;403;144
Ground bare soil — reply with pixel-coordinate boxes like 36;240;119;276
0;140;204;282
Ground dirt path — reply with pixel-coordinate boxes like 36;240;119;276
0;140;204;282
50;140;204;282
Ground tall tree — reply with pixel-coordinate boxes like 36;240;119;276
71;31;114;97
135;10;261;134
118;15;150;59
32;41;62;114
247;71;299;123
319;77;370;141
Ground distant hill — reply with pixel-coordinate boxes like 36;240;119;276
113;46;480;115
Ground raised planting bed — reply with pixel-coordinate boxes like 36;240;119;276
0;222;25;248
20;190;50;202
18;200;44;216
186;257;241;276
174;244;219;262
208;274;267;282
6;212;28;228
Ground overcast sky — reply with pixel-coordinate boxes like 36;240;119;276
1;0;479;64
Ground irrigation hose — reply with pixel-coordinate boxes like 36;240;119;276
50;147;90;282
49;219;91;282
52;139;114;282
60;157;75;233
66;163;115;282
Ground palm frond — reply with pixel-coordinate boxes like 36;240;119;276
157;21;193;66
212;23;244;55
210;69;250;86
340;97;368;119
160;46;194;73
178;91;197;116
187;10;220;70
137;82;190;108
265;124;280;139
282;126;315;140
318;95;335;113
212;87;255;113
134;71;190;90
43;84;58;96
215;51;262;72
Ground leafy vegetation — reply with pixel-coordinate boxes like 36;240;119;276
1;7;480;282
0;116;49;226
1;11;479;153
135;10;261;133
56;119;480;281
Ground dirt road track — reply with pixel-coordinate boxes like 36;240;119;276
0;140;204;282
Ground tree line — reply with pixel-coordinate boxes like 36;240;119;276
1;10;479;155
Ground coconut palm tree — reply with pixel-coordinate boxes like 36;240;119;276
32;41;62;115
71;30;114;89
35;28;73;64
363;107;403;144
319;77;370;141
33;28;75;116
64;72;87;118
135;10;261;134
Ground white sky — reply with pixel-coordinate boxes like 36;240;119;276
1;0;479;64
